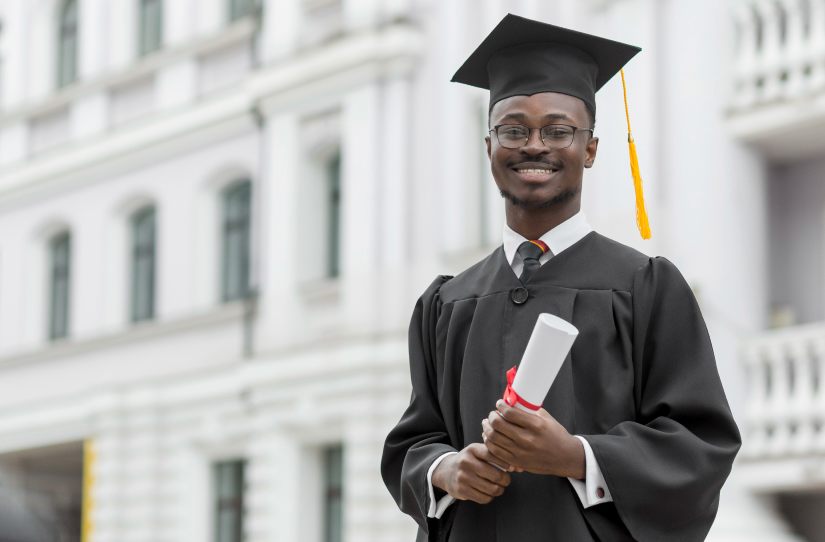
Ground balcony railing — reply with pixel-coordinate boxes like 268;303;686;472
741;322;825;459
732;0;825;110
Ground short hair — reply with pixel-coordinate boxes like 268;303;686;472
584;102;596;130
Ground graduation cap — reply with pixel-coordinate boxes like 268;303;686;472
452;14;651;240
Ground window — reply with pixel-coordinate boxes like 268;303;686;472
222;181;251;302
214;460;245;542
229;0;257;22
58;0;78;88
326;153;341;278
49;232;71;340
131;207;156;322
323;445;343;542
139;0;163;56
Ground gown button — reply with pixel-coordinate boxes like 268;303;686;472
511;287;529;305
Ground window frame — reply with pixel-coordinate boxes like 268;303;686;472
323;444;344;542
221;180;252;302
139;0;163;56
49;231;71;340
130;206;156;323
213;459;246;542
326;152;342;279
229;0;258;22
57;0;78;88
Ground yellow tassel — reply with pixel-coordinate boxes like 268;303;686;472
621;69;651;240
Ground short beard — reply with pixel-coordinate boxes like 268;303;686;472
499;187;579;209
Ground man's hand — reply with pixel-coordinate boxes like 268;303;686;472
431;443;514;504
482;400;586;479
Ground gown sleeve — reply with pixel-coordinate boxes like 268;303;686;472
381;276;457;538
584;257;741;541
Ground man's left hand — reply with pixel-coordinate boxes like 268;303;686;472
482;400;586;479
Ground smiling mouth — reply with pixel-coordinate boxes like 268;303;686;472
515;168;558;174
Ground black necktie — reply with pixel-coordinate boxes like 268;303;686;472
517;240;550;284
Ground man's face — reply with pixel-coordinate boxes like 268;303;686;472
486;92;599;209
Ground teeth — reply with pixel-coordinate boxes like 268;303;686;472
517;169;554;174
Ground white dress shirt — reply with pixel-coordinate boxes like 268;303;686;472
426;211;613;519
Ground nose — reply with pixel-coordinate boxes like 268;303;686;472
520;127;549;157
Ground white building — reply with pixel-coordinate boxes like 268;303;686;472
0;0;820;540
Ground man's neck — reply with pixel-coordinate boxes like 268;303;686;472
505;199;581;240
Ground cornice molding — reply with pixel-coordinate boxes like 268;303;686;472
0;23;423;204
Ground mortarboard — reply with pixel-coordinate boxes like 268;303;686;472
452;14;651;240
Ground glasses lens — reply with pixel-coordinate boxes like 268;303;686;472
540;125;576;148
496;124;529;148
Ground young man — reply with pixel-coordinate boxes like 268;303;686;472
381;15;740;542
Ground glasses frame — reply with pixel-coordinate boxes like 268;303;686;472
490;123;595;150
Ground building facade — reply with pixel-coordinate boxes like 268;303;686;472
0;0;821;540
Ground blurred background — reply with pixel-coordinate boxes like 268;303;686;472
0;0;822;540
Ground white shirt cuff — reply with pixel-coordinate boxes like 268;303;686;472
426;452;458;518
567;436;613;508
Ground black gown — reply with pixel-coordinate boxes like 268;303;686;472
381;232;741;542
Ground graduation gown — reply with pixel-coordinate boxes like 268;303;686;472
381;232;741;542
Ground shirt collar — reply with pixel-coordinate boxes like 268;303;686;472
503;211;593;266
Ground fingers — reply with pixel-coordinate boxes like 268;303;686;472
487;411;517;438
483;438;518;467
483;443;523;473
481;445;514;473
467;444;513;484
466;472;507;498
449;445;511;504
495;400;538;428
482;418;518;449
459;485;497;505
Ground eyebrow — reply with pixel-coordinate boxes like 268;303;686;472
498;112;575;123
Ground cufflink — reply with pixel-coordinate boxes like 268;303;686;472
596;488;605;499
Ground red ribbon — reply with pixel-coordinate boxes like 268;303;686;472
502;366;542;411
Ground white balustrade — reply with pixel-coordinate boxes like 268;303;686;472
733;0;825;109
741;322;825;459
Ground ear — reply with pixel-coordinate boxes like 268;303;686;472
584;136;599;169
486;135;492;160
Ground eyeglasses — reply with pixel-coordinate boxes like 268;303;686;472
490;123;594;150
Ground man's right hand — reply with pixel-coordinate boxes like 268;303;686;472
431;443;513;504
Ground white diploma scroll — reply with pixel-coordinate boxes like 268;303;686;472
505;313;579;414
487;313;579;471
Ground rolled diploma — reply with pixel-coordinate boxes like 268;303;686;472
487;313;579;471
508;313;579;413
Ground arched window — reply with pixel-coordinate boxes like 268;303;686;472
131;207;156;322
49;232;71;340
326;152;341;278
57;0;78;88
229;0;257;22
139;0;163;56
222;181;251;302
